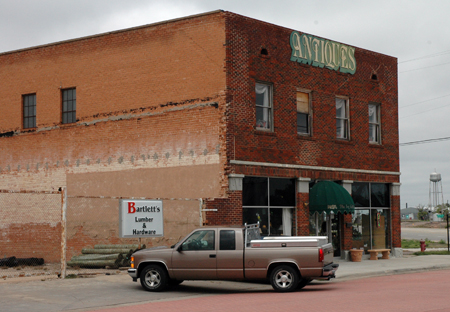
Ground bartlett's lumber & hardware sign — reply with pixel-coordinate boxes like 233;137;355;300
290;31;356;74
119;199;163;238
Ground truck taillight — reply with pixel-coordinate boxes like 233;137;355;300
131;256;134;269
319;248;324;262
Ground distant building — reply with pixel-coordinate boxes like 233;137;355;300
401;208;419;220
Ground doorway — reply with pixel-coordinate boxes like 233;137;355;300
311;213;341;257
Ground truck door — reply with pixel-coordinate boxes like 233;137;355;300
216;230;244;279
171;229;217;280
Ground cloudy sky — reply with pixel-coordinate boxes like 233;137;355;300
1;0;449;209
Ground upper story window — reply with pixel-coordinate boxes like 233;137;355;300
297;91;311;135
23;94;36;129
369;103;381;144
62;88;76;124
255;83;272;130
336;97;349;139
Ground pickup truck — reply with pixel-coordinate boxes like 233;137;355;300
128;223;338;292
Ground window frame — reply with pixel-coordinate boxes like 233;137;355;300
369;103;381;144
62;88;76;124
243;176;295;236
336;96;350;140
296;90;312;135
23;93;36;129
255;82;273;131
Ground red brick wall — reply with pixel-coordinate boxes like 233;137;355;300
224;12;399;174
205;191;243;225
297;192;309;236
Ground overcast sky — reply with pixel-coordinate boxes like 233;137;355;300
1;0;449;209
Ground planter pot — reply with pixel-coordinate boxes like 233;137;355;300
350;249;364;262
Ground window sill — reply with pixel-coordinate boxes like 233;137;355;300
255;129;276;136
369;143;384;148
59;122;78;128
335;139;354;146
297;134;315;141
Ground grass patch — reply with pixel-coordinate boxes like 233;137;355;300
65;274;78;279
401;239;448;249
414;250;450;256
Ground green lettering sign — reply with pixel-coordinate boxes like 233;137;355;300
290;32;356;74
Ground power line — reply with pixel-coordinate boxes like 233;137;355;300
400;136;450;146
399;50;450;64
399;60;450;73
400;93;450;108
399;101;450;119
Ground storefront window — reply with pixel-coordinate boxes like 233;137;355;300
243;177;295;236
351;183;391;250
352;210;370;250
371;209;390;249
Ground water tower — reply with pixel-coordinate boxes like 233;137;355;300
429;171;444;210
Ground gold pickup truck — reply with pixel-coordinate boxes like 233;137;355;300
128;223;338;292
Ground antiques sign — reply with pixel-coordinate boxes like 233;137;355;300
290;31;357;74
119;199;163;238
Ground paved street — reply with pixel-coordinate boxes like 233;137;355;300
93;270;450;312
401;227;449;242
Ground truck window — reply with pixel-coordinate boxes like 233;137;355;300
220;230;235;250
181;230;215;251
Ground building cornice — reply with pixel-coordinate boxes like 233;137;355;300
230;160;401;176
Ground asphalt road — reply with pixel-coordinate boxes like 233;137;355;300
94;270;450;312
401;227;449;242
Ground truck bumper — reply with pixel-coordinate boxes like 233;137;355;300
128;268;138;282
317;263;339;280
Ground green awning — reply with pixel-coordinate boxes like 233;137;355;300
309;181;355;215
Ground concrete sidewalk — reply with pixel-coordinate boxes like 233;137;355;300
334;253;450;281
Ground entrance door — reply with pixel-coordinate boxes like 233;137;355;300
327;214;341;257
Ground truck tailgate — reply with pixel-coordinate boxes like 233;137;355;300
322;243;334;265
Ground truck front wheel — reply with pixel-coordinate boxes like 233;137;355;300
270;265;299;292
140;264;168;292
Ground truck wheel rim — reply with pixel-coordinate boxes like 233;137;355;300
145;270;161;288
275;270;293;288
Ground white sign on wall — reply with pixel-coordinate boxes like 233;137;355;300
119;199;163;238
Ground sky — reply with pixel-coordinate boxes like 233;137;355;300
1;0;449;209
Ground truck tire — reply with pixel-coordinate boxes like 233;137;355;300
270;265;299;292
169;279;184;287
297;278;311;289
140;264;169;292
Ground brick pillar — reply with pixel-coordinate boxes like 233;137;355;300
296;178;311;236
341;181;354;254
390;183;402;249
341;213;353;250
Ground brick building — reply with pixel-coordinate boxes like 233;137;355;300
0;10;400;262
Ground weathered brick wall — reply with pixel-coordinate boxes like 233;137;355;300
0;12;230;259
0;12;228;193
0;192;61;262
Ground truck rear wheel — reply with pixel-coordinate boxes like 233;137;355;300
270;265;299;292
297;278;311;289
140;264;168;292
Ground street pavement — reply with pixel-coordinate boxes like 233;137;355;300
401;226;449;241
1;253;450;312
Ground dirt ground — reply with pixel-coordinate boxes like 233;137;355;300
401;220;449;229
